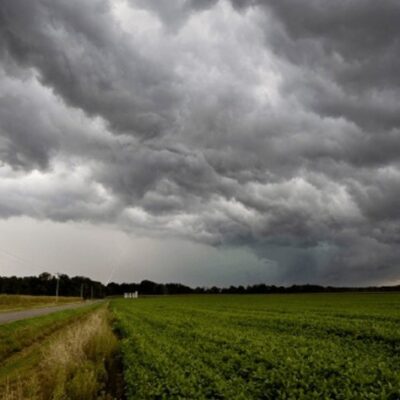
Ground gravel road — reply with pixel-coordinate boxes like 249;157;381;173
0;301;101;325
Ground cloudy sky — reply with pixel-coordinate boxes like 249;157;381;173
0;0;399;287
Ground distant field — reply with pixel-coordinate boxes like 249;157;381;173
0;294;81;312
111;293;400;399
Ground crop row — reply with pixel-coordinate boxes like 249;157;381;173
111;294;400;399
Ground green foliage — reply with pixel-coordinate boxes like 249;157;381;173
111;294;400;399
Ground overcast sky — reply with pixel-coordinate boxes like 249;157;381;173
1;0;400;287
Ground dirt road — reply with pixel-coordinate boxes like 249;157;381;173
0;301;102;325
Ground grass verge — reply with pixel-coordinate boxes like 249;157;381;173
0;303;100;363
1;306;122;400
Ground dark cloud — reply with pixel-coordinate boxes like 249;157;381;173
262;0;400;131
0;72;59;170
0;0;399;285
130;0;219;29
0;0;180;138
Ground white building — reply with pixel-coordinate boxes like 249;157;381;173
124;291;138;299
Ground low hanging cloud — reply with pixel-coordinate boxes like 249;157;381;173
0;0;399;285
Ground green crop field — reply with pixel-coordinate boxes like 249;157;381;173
111;293;400;399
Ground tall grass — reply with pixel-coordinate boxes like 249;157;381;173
0;304;99;363
3;378;25;400
2;307;119;400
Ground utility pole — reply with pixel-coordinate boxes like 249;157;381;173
91;286;94;300
55;273;60;302
80;283;84;300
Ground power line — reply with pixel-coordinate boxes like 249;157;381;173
0;246;52;273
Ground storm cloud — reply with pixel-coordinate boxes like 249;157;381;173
0;0;399;285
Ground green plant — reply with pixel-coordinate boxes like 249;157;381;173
111;293;400;399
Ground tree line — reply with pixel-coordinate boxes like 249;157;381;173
0;273;105;299
1;272;400;298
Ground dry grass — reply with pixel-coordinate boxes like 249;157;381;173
3;379;24;400
0;295;81;312
1;307;118;400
